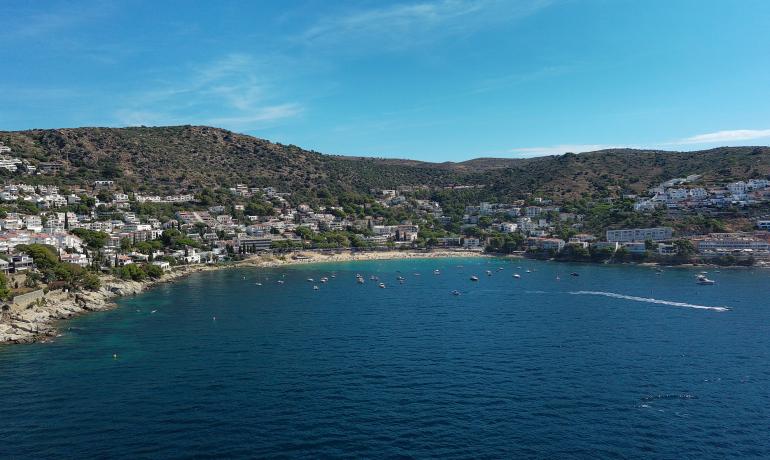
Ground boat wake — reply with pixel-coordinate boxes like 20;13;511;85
569;291;730;312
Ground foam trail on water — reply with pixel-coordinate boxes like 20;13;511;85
569;291;730;312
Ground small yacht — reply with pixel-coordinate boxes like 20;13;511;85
513;273;521;279
379;282;386;288
307;278;314;282
320;277;328;283
277;280;284;285
255;282;262;286
356;277;365;284
525;269;531;273
485;270;492;276
433;269;441;275
470;275;479;281
313;285;319;290
696;274;716;285
396;276;406;281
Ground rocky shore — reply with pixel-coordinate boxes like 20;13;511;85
0;250;484;345
0;264;221;345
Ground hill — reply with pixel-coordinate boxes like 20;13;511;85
1;126;769;201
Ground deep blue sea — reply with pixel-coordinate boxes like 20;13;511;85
2;257;770;459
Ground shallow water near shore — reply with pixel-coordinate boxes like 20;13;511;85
2;257;770;458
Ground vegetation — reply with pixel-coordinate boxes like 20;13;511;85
0;272;10;301
71;228;109;249
114;263;163;281
16;244;101;291
1;126;769;202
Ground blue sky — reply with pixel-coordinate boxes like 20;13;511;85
2;0;770;161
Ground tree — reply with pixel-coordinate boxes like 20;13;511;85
295;226;314;241
144;264;164;280
16;244;59;279
71;228;109;249
673;239;696;256
82;272;101;290
120;237;132;251
114;264;147;281
0;272;10;300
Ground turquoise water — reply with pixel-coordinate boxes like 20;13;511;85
1;258;769;458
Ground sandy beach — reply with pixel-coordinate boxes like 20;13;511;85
0;250;486;345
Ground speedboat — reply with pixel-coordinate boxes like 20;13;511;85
277;280;284;285
307;278;314;282
379;282;386;288
356;277;365;284
570;272;579;277
485;270;492;276
313;285;319;290
513;273;521;278
396;276;405;281
696;274;715;285
525;269;531;273
433;269;440;275
470;275;479;281
320;277;328;283
451;290;461;296
255;282;262;286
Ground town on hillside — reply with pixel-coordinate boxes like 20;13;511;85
0;140;769;303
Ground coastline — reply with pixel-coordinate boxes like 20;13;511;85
0;249;486;346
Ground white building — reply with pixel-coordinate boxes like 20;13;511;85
500;222;518;233
525;206;542;218
606;227;673;243
727;181;747;197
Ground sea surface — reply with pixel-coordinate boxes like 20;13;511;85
1;258;769;458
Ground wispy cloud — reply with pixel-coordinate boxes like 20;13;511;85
671;128;770;145
301;0;554;50
0;1;120;46
505;127;770;159
471;65;573;94
114;53;304;129
207;104;304;126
